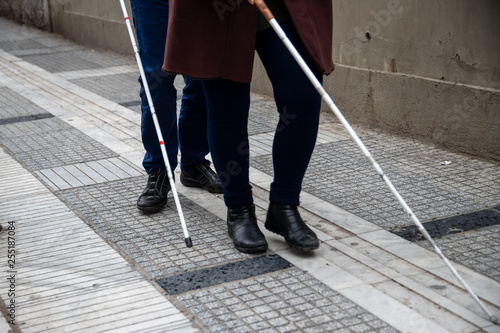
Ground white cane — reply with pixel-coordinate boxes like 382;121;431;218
119;0;192;248
253;0;498;323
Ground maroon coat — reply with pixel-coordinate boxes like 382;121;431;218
163;0;334;83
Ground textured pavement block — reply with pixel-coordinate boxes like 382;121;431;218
157;255;292;295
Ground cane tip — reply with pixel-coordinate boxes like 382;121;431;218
185;237;193;248
490;315;499;324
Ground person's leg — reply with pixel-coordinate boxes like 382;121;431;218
131;0;177;173
256;21;322;250
178;77;208;171
201;79;267;253
178;77;222;193
256;21;323;206
201;79;253;208
131;0;176;213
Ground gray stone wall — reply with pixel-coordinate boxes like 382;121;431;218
0;0;50;29
47;0;133;54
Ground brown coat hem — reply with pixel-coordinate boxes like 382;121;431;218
163;0;334;83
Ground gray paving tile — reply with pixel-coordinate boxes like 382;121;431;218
0;86;49;119
20;49;133;73
0;117;118;170
0;38;47;52
51;166;85;187
391;208;500;241
60;164;96;186
70;72;142;109
247;94;337;136
417;225;500;282
74;162;110;183
176;268;398;333
36;168;71;190
58;177;251;279
157;255;292;295
0;144;197;333
0;113;54;125
251;134;500;229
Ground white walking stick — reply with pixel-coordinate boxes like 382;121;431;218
119;0;192;247
253;0;498;323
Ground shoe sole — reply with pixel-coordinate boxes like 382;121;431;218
180;177;223;194
265;220;319;252
234;244;268;254
137;200;167;214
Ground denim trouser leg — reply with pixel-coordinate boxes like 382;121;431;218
131;0;177;173
179;77;210;173
131;0;209;174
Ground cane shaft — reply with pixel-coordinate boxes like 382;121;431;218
119;0;192;247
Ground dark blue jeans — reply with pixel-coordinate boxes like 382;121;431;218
202;21;322;208
131;0;209;174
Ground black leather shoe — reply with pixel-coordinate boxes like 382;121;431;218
137;168;170;213
265;203;319;251
227;204;268;253
181;162;223;194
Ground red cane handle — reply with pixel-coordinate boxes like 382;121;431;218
254;0;275;21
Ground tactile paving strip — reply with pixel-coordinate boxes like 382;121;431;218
0;117;118;170
176;268;399;333
417;224;500;283
20;49;132;73
58;177;251;278
0;38;47;52
251;134;500;229
247;95;336;137
70;72;143;107
391;207;500;241
248;95;281;136
0;113;54;125
157;255;292;295
59;178;400;332
0;86;50;119
70;72;184;114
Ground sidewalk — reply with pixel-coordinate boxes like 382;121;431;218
0;17;499;333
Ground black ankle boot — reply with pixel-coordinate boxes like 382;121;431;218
227;204;268;254
265;203;319;251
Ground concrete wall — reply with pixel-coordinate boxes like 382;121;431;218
0;0;133;53
47;0;134;54
252;0;500;160
1;0;499;160
0;0;50;29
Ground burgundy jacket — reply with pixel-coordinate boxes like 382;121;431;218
163;0;334;83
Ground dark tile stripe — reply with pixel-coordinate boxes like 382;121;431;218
156;255;292;295
0;113;54;125
390;208;500;242
119;101;141;108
